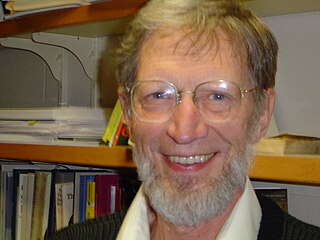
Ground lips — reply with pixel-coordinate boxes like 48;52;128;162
168;154;214;165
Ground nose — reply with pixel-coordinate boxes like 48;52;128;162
166;95;208;144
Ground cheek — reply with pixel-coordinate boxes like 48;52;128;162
214;117;253;149
131;121;165;151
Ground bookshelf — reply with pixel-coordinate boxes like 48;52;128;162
0;143;319;185
0;1;319;187
0;0;148;38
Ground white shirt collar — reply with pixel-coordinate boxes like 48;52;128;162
215;178;262;240
116;178;261;240
116;187;150;240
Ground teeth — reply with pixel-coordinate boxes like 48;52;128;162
169;154;213;165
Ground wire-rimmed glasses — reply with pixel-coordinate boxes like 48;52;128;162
127;79;255;123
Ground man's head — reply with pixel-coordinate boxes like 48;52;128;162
116;0;278;227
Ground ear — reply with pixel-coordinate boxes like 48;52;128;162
118;87;137;145
252;88;276;144
118;87;132;127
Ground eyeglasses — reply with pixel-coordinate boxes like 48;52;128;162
127;80;255;123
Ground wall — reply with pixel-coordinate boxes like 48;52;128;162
257;11;320;227
263;11;320;138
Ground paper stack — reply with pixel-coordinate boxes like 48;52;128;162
0;107;112;146
4;0;106;20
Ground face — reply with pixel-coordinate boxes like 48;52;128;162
119;31;273;226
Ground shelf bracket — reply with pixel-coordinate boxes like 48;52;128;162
0;37;63;81
32;32;97;79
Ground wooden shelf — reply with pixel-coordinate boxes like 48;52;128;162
0;143;319;185
249;154;320;186
0;0;147;38
0;143;134;168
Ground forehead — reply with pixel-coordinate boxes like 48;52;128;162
137;30;248;86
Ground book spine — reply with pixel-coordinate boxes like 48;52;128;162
61;182;74;228
0;167;6;240
101;100;122;146
54;184;63;231
41;173;52;239
78;175;87;223
30;172;46;240
15;173;27;240
5;172;14;240
112;114;129;147
24;173;35;240
85;180;95;220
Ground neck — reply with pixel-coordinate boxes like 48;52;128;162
149;189;243;240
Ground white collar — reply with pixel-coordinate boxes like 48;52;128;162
215;178;262;240
116;187;150;240
116;178;261;240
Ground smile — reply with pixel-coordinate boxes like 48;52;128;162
168;154;214;165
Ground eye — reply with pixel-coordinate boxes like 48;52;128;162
142;90;175;105
211;93;225;100
151;92;167;99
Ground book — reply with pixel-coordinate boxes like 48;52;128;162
14;172;28;240
11;170;41;240
95;174;119;217
4;171;14;240
112;114;129;147
30;171;52;240
85;180;95;220
78;175;90;223
0;163;138;239
255;188;288;212
0;161;56;240
101;100;123;146
61;182;74;228
46;167;96;236
254;133;320;155
73;171;113;224
54;183;63;231
22;173;35;240
49;170;75;232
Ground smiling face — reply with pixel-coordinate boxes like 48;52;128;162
119;31;272;226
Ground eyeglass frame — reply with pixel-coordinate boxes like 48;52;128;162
126;79;256;123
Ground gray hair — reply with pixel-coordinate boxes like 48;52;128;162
115;0;278;116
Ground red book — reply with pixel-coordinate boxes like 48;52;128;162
94;174;119;217
112;114;129;146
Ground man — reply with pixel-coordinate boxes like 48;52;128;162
50;0;320;239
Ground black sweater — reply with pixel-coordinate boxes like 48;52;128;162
49;195;320;240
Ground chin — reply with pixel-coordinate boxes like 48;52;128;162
132;143;254;226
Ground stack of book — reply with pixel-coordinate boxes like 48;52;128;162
3;0;104;20
254;133;320;155
0;107;112;146
100;100;130;147
0;160;140;240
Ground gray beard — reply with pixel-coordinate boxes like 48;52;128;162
132;143;253;227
